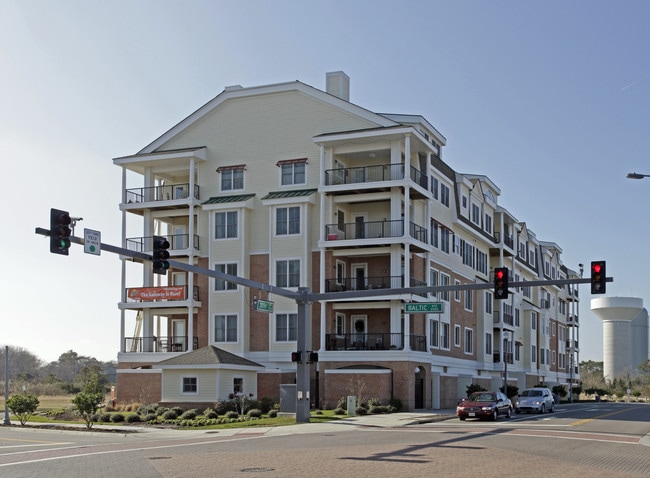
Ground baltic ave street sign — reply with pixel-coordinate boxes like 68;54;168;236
404;302;444;313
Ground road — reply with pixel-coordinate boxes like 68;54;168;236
0;402;648;477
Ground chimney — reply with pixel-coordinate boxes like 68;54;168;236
326;71;350;101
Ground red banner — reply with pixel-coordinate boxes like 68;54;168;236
127;286;186;301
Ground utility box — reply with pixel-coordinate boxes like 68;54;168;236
347;396;357;416
280;384;297;412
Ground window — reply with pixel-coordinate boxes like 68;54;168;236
485;332;492;355
440;183;450;207
276;313;297;341
337;210;345;231
485;213;493;234
281;162;306;185
430;319;439;347
336;261;345;285
462;196;467;208
233;377;243;394
221;168;244;191
476;250;487;275
430;269;439;300
440;273;450;302
276;206;300;235
441;322;450;349
335;313;344;335
464;289;473;311
215;263;237;291
464;328;473;354
514;308;520;327
531;312;537;330
440;228;451;253
485;291;493;314
182;377;198;393
431;220;439;248
454;280;461;302
471;204;480;224
276;259;300;287
532;345;537;363
515;343;521;362
454;325;461;347
215;314;237;342
431;176;439;199
215;211;238;239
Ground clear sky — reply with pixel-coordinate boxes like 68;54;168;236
2;0;649;364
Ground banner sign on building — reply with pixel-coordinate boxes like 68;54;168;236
127;286;186;301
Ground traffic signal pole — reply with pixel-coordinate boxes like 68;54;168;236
35;226;613;422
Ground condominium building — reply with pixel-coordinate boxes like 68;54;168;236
113;72;580;411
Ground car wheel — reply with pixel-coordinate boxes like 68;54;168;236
492;409;498;421
459;416;466;421
505;407;511;419
549;403;554;413
539;404;545;414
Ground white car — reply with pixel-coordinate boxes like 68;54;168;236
515;387;555;414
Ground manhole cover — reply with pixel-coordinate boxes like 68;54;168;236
240;467;275;473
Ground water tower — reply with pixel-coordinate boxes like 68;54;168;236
591;297;646;381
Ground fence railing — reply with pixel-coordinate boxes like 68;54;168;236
125;184;200;203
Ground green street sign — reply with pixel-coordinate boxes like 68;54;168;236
255;299;274;313
404;302;444;313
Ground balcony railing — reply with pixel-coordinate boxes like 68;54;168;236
409;221;428;243
324;275;426;294
325;163;404;186
125;184;200;204
408;165;428;190
493;311;514;326
124;336;199;353
325;219;403;241
125;285;200;303
325;333;427;351
126;234;200;252
493;352;513;364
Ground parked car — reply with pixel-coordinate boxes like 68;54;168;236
515;387;555;414
456;391;512;421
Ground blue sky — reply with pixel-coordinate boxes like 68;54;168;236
2;0;649;363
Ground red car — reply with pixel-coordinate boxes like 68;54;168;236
456;391;512;421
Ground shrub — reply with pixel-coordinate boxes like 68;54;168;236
370;405;391;414
110;413;125;423
258;397;275;414
72;391;104;429
388;398;403;412
6;394;40;426
138;403;159;415
98;412;112;423
214;400;236;415
224;411;239;419
143;413;158;423
268;409;278;418
180;409;198;420
126;413;141;423
162;410;178;420
355;406;367;415
247;408;262;418
203;408;218;419
171;406;184;416
466;383;487;397
333;408;346;415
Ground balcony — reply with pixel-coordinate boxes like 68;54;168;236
126;234;200;255
325;219;429;250
323;163;429;199
325;333;427;352
324;275;426;294
125;183;200;204
124;336;199;353
493;352;513;364
493;311;514;326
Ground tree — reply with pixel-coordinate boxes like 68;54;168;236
0;346;43;383
6;394;39;425
72;391;104;429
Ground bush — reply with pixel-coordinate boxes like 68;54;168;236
388;398;403;412
247;408;262;418
138;403;160;415
203;408;218;419
162;410;178;420
6;394;40;426
258;397;275;414
466;383;487;397
98;412;112;422
333;408;346;415
214;400;236;415
143;413;158;423
268;409;278;418
224;411;239;419
110;413;125;423
126;413;141;423
171;406;184;416
180;409;198;420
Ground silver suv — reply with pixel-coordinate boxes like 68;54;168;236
515;387;554;414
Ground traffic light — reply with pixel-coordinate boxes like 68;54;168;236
50;208;72;255
494;267;509;300
591;261;606;294
152;236;170;275
291;351;302;363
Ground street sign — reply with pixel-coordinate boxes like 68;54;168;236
84;228;101;256
255;299;274;313
404;302;444;313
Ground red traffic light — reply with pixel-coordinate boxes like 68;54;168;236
496;270;504;280
592;263;601;274
591;260;606;294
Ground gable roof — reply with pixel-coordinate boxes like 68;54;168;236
154;345;264;370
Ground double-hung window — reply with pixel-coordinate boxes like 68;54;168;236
215;314;237;342
276;313;297;341
276;259;300;287
220;168;244;191
215;211;238;239
276;206;300;235
281;162;305;186
215;263;237;291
